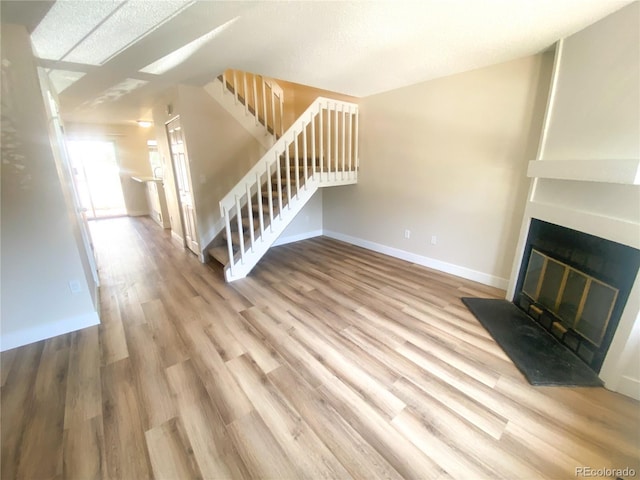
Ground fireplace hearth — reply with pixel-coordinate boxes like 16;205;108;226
514;219;640;372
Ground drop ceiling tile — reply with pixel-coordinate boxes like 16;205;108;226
63;0;194;66
31;1;123;61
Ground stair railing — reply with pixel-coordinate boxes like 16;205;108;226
220;69;285;138
219;96;359;279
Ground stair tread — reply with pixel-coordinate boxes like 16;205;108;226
208;245;229;265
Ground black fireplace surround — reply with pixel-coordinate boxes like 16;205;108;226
514;219;640;373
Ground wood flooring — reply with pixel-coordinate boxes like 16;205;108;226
2;216;639;479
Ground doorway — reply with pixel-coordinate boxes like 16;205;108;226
166;117;199;255
66;140;127;219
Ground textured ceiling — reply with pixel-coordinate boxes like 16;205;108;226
1;0;634;125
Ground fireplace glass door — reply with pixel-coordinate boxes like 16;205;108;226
522;249;618;348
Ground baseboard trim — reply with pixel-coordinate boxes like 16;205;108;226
273;229;324;247
614;375;640;401
0;311;100;352
323;230;509;289
127;210;149;217
171;230;184;246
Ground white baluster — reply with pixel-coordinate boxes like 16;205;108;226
348;107;353;175
341;104;346;180
256;172;264;238
327;105;331;175
319;108;324;180
270;88;276;137
294;130;299;197
355;108;359;173
334;104;339;180
275;151;283;215
224;209;234;275
266;162;274;232
311;112;316;177
279;97;284;135
243;72;249;116
303;119;308;188
246;183;254;252
252;75;258;126
285;145;291;207
262;79;267;134
233;70;238;105
235;195;245;264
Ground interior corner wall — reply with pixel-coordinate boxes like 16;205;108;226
1;24;98;351
323;53;554;287
64;123;155;216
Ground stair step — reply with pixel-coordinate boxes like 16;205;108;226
224;227;263;246
223;230;244;246
261;189;307;203
252;201;285;215
261;188;289;198
242;215;256;228
208;245;229;266
241;213;277;229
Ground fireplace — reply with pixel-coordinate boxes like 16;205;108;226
514;219;640;372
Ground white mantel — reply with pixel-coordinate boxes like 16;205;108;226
527;159;640;185
507;2;640;400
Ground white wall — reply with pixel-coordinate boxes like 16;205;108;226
508;2;640;399
274;190;324;246
542;2;639;161
39;71;99;308
1;24;99;351
323;53;553;288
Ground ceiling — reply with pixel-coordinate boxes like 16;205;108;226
1;0;634;126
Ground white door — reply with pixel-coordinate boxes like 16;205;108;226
166;117;199;254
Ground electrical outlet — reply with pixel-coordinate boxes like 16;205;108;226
404;229;411;239
431;235;437;245
69;280;82;294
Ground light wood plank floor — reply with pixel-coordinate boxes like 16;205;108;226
2;217;639;479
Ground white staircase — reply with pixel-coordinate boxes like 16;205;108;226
209;94;359;282
204;70;284;149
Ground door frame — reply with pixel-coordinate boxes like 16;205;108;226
164;115;199;255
